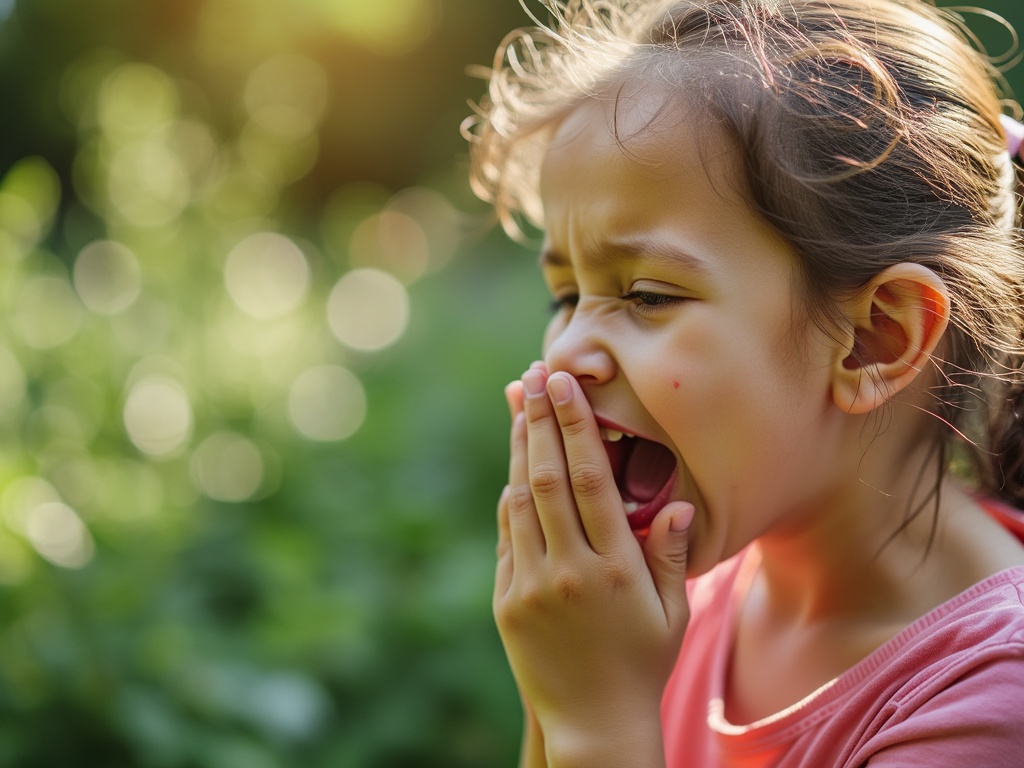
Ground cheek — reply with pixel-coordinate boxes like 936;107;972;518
655;351;791;462
541;316;566;355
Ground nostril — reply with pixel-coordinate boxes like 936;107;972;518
543;349;616;387
572;373;601;386
542;364;600;388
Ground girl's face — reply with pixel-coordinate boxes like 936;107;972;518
538;94;853;575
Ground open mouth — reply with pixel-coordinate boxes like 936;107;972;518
599;427;678;531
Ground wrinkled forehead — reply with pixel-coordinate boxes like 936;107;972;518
538;75;749;223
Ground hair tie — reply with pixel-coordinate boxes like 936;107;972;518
1000;114;1024;159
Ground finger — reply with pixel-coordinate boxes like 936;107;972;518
505;380;524;420
545;372;630;553
505;361;542;419
522;367;587;550
495;484;514;597
643;502;694;630
507;410;546;559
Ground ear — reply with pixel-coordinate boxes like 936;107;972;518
832;263;950;415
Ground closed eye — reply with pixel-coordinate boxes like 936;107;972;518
549;294;579;314
620;290;683;315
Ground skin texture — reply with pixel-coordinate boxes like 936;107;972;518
494;86;1024;767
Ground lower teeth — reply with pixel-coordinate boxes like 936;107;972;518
623;501;639;513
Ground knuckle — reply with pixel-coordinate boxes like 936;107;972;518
494;598;524;633
507;485;535;518
529;464;564;499
598;558;636;591
551;568;586;604
664;542;689;571
493;592;514;624
558;413;590;439
569;462;612;498
497;582;546;627
525;407;556;429
496;538;512;560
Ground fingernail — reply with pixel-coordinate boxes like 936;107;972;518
522;369;545;397
670;504;695;532
547;373;572;405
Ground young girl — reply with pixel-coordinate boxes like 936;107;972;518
465;0;1024;765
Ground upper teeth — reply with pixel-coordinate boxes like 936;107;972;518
600;427;631;442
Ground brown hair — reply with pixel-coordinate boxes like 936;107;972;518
464;0;1024;510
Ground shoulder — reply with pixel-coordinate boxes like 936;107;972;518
852;568;1024;766
856;653;1024;766
893;567;1024;692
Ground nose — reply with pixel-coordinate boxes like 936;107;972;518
543;309;616;385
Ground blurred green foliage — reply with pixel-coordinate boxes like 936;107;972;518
0;0;1021;766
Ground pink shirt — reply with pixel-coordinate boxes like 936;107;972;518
662;503;1024;767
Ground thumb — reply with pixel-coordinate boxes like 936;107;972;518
643;501;694;628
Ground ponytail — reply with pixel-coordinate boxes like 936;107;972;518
976;116;1024;509
988;376;1024;507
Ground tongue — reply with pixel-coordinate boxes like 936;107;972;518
624;439;676;502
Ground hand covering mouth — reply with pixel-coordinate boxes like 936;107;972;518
599;427;679;531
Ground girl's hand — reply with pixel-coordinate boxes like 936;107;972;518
495;365;694;767
503;376;548;768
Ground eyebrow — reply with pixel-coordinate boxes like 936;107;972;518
539;236;711;276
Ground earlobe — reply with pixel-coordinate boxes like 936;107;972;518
832;263;950;415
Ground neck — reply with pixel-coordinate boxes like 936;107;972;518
753;439;1018;628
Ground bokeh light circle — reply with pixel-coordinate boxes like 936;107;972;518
2;476;62;535
97;63;180;139
385;187;461;274
349;210;430;283
191;431;265;502
327;268;409;352
25;501;95;569
287;365;366;442
11;275;83;349
225;232;310;318
0;157;61;245
327;0;441;57
244;54;329;141
73;239;142;314
123;375;193;457
107;139;191;227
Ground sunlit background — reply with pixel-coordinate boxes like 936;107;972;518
0;0;1021;766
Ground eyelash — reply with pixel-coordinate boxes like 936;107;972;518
548;291;681;315
549;295;579;313
621;290;679;309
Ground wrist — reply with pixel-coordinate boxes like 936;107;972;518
543;712;665;768
520;705;546;768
